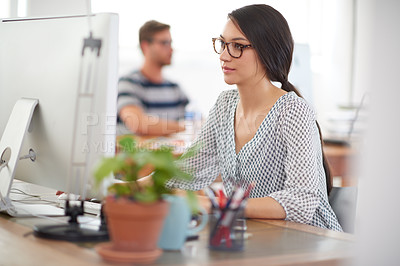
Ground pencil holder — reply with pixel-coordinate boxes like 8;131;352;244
208;205;246;251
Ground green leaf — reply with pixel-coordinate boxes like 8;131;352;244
94;156;123;185
108;183;132;197
186;191;199;214
118;136;137;154
179;141;202;160
134;187;158;203
93;135;199;205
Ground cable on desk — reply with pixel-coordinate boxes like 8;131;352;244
10;188;60;207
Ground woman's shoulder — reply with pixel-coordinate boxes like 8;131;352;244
217;89;239;100
214;89;239;108
279;91;316;119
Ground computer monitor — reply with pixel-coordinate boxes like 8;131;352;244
0;13;118;216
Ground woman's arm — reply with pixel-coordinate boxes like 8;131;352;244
268;99;321;224
197;194;286;219
245;197;286;219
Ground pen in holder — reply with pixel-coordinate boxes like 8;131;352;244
208;203;246;251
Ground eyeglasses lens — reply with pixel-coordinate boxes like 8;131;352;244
214;39;224;54
213;39;241;58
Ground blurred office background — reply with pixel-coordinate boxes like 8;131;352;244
0;0;366;141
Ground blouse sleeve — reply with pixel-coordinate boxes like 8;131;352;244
268;99;324;224
166;95;221;191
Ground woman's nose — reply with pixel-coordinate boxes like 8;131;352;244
219;47;231;62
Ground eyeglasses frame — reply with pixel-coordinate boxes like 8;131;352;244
212;37;253;59
149;38;172;47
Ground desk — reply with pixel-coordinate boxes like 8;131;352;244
324;143;356;187
0;214;354;265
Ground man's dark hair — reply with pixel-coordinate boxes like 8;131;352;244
139;20;170;44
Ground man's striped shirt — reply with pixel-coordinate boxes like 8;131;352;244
117;70;189;124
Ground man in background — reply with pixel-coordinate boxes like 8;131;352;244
117;20;189;136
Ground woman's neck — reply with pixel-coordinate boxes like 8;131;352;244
236;79;282;115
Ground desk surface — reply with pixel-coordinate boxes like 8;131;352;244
324;143;356;187
0;214;355;265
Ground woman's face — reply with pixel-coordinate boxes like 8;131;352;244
219;19;265;86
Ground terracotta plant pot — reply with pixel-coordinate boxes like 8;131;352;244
99;196;169;263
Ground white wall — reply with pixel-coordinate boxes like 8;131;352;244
0;0;9;18
352;2;374;104
26;0;88;17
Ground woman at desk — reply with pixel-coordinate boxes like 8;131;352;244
166;4;342;231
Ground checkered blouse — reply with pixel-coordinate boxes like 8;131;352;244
168;89;342;231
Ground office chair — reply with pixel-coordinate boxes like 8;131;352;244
329;186;358;233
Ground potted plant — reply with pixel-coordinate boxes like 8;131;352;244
93;136;197;264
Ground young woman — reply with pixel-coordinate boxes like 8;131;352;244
168;4;342;231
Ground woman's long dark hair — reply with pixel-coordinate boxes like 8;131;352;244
228;4;332;195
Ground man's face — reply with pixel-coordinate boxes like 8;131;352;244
146;29;173;66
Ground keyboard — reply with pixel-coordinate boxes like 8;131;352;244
83;201;102;216
4;202;65;217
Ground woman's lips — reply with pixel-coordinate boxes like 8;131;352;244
222;66;235;73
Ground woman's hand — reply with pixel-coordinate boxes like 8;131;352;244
197;195;212;214
171;189;212;214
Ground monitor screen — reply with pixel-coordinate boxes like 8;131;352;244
0;13;119;200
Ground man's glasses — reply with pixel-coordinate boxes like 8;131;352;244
212;38;252;59
150;39;172;47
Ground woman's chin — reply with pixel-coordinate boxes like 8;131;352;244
223;77;236;85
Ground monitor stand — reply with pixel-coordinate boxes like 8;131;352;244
0;98;38;215
0;99;66;217
33;200;109;242
0;98;108;242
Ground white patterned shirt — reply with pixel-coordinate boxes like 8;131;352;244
168;89;342;231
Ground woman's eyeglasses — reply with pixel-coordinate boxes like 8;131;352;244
212;38;252;59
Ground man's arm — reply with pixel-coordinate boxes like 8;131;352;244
119;105;185;136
